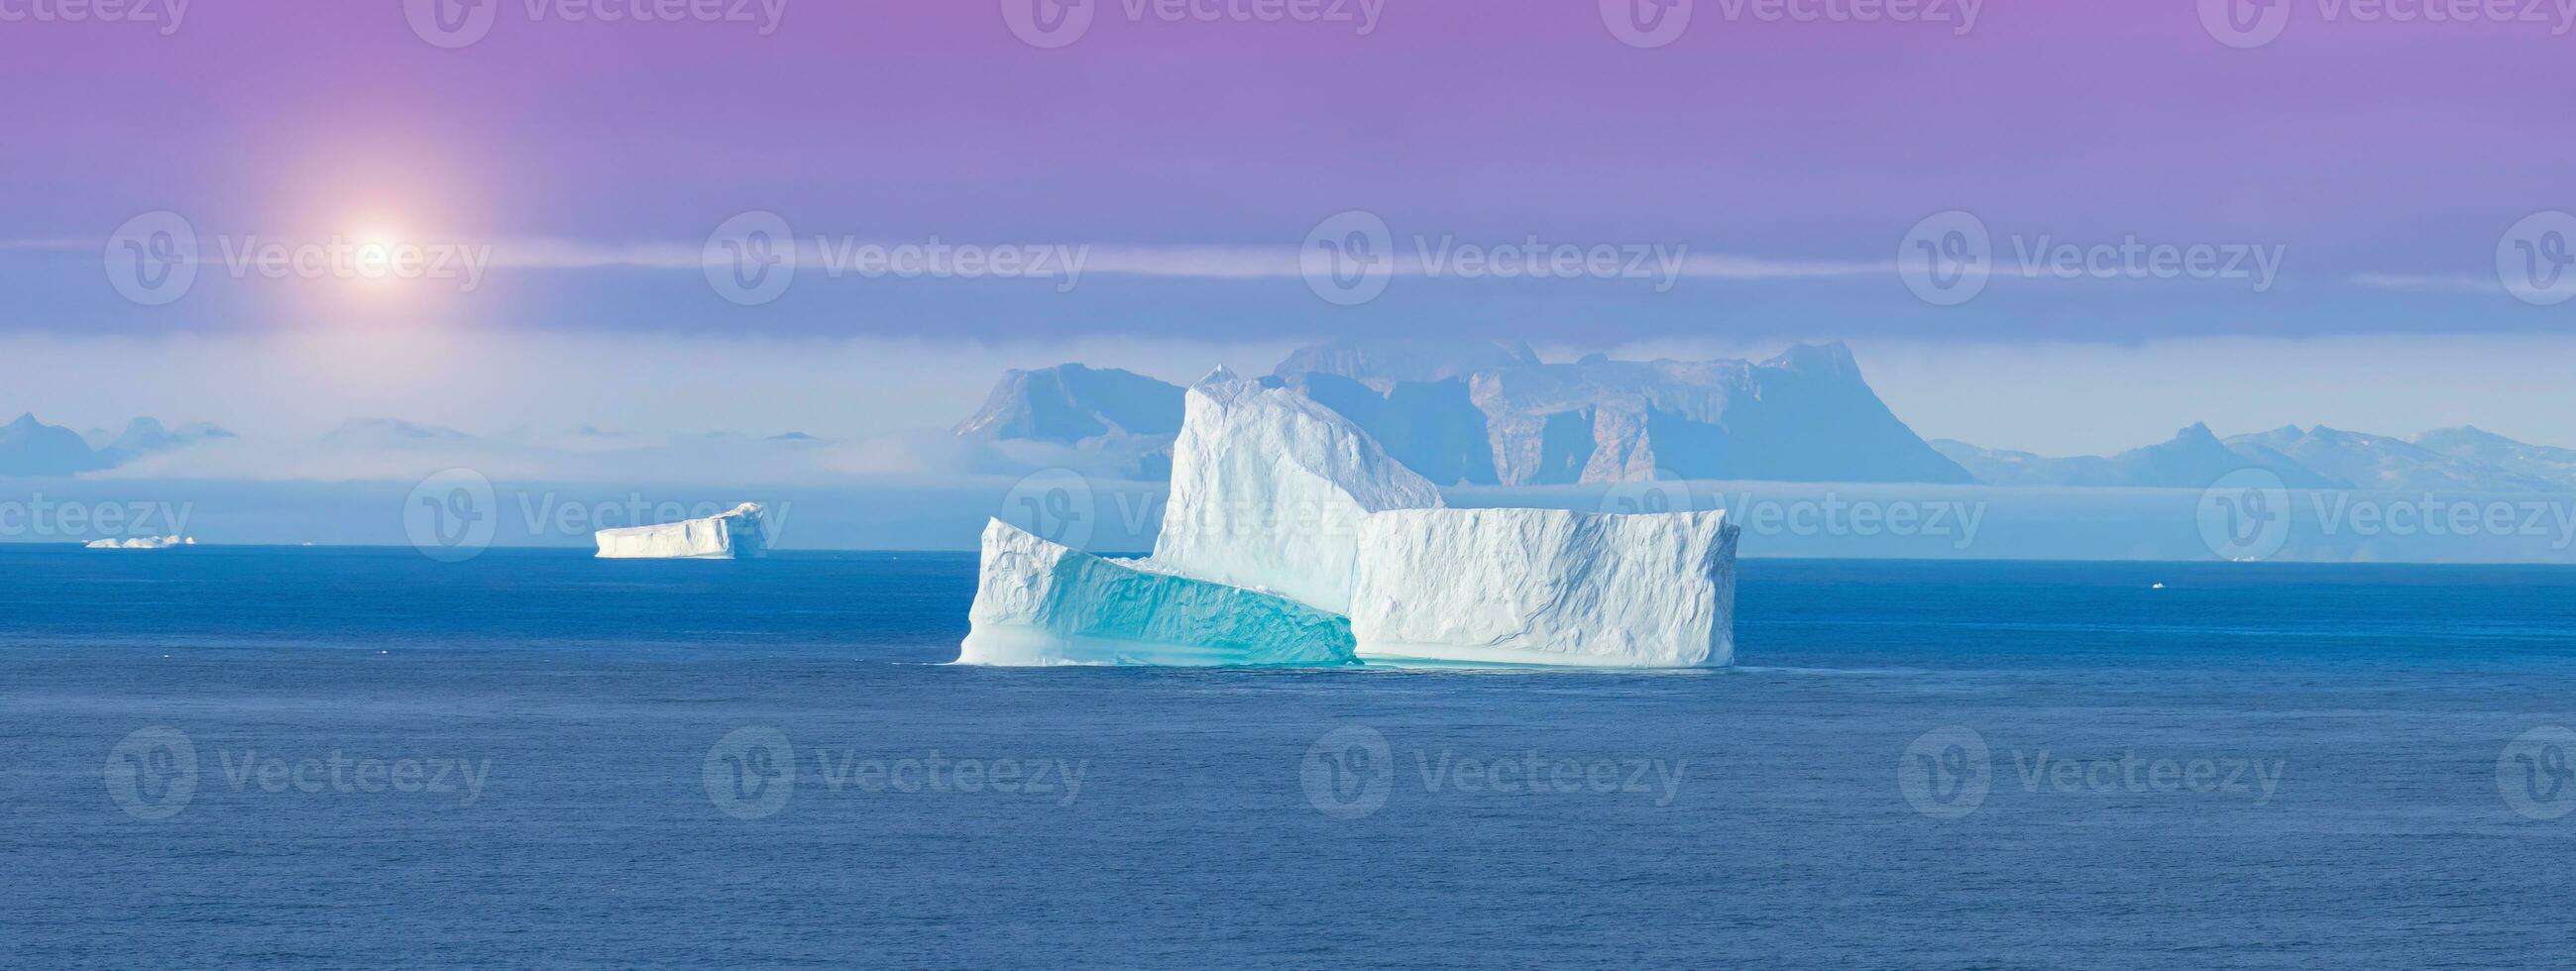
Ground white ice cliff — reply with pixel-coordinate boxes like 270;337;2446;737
1349;508;1739;668
958;519;1358;667
594;502;768;559
1151;369;1444;614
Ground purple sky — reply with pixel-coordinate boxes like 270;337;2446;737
5;1;2570;344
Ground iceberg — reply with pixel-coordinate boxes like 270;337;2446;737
958;519;1357;667
85;535;192;550
957;366;1741;668
594;502;767;559
1151;369;1443;614
1350;509;1738;668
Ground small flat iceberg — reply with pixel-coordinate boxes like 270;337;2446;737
958;519;1357;667
86;535;193;550
595;502;767;559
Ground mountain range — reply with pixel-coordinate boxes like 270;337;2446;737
1936;423;2574;492
957;340;1976;486
1;415;233;477
958;341;2576;492
11;342;2576;494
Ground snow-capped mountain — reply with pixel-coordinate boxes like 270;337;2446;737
2226;425;2555;492
2414;426;2576;486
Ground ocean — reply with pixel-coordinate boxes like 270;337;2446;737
3;547;2573;969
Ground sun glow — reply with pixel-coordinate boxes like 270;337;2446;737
346;223;407;283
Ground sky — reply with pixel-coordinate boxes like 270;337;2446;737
3;0;2573;457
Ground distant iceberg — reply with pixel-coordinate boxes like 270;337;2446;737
595;502;767;559
958;519;1357;667
86;535;192;550
1350;508;1738;667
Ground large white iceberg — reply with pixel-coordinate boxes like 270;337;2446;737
959;367;1740;668
1349;508;1739;667
1151;370;1443;614
958;519;1357;667
595;502;767;559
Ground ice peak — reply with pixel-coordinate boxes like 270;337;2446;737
1154;378;1442;613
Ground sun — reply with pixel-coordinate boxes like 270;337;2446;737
347;223;407;282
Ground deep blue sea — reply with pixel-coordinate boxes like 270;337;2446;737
4;547;2574;969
